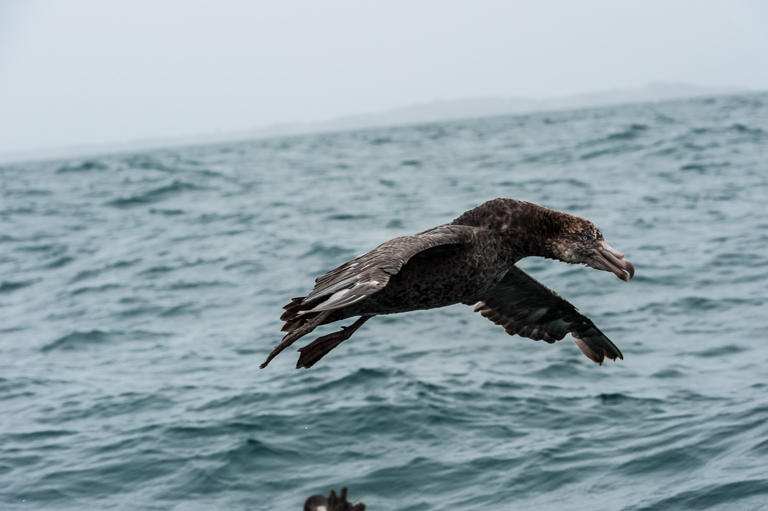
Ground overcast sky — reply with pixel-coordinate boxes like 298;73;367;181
1;0;767;156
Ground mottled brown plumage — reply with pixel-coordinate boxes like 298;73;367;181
261;198;635;369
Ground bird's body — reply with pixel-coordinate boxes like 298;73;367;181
327;227;508;319
261;198;634;369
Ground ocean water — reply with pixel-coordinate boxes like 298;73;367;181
2;93;768;511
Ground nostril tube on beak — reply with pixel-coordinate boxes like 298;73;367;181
596;245;635;281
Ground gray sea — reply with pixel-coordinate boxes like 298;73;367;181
2;93;768;511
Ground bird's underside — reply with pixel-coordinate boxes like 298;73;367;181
259;221;626;370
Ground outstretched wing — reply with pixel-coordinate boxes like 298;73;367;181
300;224;477;313
471;265;623;364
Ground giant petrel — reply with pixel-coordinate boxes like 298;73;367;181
261;198;634;369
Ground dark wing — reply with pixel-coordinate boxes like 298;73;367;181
471;265;623;364
299;224;476;313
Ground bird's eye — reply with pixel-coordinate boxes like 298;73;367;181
580;234;589;241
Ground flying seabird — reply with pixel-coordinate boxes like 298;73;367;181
261;198;635;369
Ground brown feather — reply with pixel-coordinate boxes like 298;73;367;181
261;198;631;369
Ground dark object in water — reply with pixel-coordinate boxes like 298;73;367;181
262;198;635;369
304;487;366;511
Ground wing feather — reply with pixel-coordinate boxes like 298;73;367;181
301;224;476;313
472;266;623;364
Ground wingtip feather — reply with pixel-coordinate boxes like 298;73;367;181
571;332;623;365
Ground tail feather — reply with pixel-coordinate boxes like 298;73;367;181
260;310;332;369
267;296;369;369
280;297;305;320
280;296;310;332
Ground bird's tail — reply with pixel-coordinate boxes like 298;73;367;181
280;296;311;332
261;308;332;369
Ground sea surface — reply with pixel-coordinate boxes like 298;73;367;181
2;93;768;511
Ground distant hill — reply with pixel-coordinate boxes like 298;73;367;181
248;82;746;138
0;82;750;164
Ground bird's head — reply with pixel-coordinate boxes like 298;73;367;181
452;198;635;281
548;216;635;282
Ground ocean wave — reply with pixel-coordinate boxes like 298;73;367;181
55;160;108;173
41;330;112;351
632;479;768;511
71;283;122;295
106;180;205;207
0;280;35;294
3;91;768;511
69;259;141;283
300;242;356;260
41;329;170;352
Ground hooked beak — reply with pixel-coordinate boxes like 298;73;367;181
589;243;635;282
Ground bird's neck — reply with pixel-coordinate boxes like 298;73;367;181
451;198;565;262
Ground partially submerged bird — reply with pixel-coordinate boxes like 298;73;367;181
261;198;634;369
304;487;365;511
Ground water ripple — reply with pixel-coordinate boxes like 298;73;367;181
1;92;767;510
